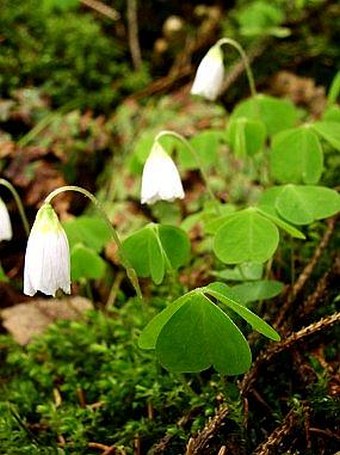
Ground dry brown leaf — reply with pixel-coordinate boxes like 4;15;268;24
1;296;93;345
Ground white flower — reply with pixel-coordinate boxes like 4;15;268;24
24;203;71;297
0;197;12;241
190;44;224;101
141;142;185;205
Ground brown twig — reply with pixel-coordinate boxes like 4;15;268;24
80;0;120;21
301;255;340;319
240;311;340;396
127;0;142;70
252;408;297;455
185;406;229;455
88;442;118;454
274;217;337;331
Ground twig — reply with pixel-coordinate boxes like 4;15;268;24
274;216;337;331
309;427;340;441
185;406;229;455
301;256;340;318
88;442;118;454
80;0;120;21
241;311;340;396
252;408;297;455
127;0;142;70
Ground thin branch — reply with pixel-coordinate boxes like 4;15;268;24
241;311;340;396
127;0;142;70
274;216;337;331
185;406;229;455
80;0;120;21
252;408;297;455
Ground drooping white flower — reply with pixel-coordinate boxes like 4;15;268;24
0;198;13;241
190;44;225;101
0;197;12;241
141;142;185;205
24;203;71;297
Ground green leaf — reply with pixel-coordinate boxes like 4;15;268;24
276;184;340;225
122;224;190;284
322;105;340;123
148;231;165;285
155;291;252;375
231;94;298;136
270;126;323;184
204;209;237;235
157;224;191;269
178;130;225;170
205;282;280;341
256;207;306;239
237;1;287;37
226;117;266;157
138;294;188;349
213;209;280;264
327;70;340;105
312;121;340;152
232;280;284;303
63;216;111;252
70;244;106;281
212;262;263;282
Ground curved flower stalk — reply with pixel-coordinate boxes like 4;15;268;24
24;203;70;297
41;186;143;300
141;141;185;205
0;197;13;241
190;44;224;101
150;131;221;215
0;178;30;237
190;37;257;101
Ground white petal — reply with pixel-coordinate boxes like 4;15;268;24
141;143;184;205
23;204;71;297
190;45;225;101
0;198;12;241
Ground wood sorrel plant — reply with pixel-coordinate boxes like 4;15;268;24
20;39;339;377
123;39;339;375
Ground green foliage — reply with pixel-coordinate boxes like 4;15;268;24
260;185;340;225
312;121;340;152
122;223;190;284
236;0;290;38
0;1;149;110
63;216;111;282
231;94;299;136
139;282;279;374
270;126;324;184
213;208;280;264
0;4;339;451
232;280;283;303
179;130;225;170
0;304;241;454
226;117;266;157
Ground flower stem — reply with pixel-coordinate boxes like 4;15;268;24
0;178;30;236
44;185;143;300
216;37;257;99
155;130;221;215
